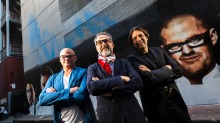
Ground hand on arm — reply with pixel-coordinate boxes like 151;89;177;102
165;65;172;70
46;87;56;93
120;76;130;83
139;64;151;72
92;76;112;96
92;77;99;81
40;86;70;106
70;86;79;94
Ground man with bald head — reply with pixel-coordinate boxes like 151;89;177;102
39;48;97;123
160;13;220;105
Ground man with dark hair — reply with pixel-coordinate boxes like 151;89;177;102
127;27;191;123
160;13;220;105
87;32;147;123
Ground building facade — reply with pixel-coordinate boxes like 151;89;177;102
0;0;24;114
21;0;220;113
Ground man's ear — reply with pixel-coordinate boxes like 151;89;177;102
161;45;164;48
210;28;218;46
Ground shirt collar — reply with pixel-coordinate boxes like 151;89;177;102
203;64;220;83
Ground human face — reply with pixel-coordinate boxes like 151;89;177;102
59;48;77;69
41;74;50;90
26;84;31;99
161;16;214;76
131;30;149;52
26;83;33;104
95;35;114;57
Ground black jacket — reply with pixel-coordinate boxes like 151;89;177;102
128;47;191;123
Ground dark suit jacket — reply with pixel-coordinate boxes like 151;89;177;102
87;59;147;123
127;47;191;123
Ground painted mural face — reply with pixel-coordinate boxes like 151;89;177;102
26;83;35;105
131;30;149;51
40;74;50;90
161;16;215;78
95;35;114;57
59;48;77;69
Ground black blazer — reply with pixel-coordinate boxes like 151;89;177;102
128;47;191;123
87;59;147;123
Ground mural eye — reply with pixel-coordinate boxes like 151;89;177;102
169;45;181;51
188;37;204;46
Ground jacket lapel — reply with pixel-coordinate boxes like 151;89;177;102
55;71;64;91
148;48;159;68
68;68;78;88
135;50;157;70
96;63;112;78
113;59;120;77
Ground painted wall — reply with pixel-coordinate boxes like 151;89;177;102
21;0;62;72
21;0;154;72
21;0;220;108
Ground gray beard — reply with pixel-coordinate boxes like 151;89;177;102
100;49;111;57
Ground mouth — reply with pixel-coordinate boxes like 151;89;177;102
138;40;146;45
101;46;110;51
139;42;145;45
179;55;201;63
64;61;71;64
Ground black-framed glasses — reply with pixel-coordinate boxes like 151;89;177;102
164;31;209;54
96;38;112;46
60;55;75;59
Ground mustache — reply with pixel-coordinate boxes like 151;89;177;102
101;46;110;51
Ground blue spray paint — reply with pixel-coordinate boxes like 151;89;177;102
27;15;60;64
26;10;117;66
28;16;42;51
41;30;55;60
64;10;117;48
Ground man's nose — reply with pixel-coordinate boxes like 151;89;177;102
136;36;142;42
101;41;108;46
181;45;193;55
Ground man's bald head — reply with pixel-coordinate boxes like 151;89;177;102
60;48;75;56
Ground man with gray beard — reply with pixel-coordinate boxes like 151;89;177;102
87;32;147;123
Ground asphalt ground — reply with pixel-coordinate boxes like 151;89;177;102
0;105;220;123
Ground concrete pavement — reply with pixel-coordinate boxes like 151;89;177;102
0;105;220;123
